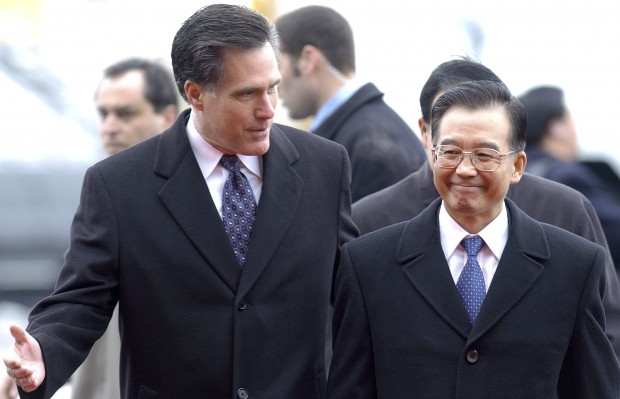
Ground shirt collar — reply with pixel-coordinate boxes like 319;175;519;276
439;200;509;261
309;79;365;131
186;109;262;179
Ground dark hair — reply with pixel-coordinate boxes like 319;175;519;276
102;58;178;113
171;4;279;101
275;5;355;75
420;57;503;125
431;80;527;152
517;86;565;146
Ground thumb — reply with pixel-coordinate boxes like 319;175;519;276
9;325;28;346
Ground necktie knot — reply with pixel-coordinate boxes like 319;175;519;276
220;154;241;173
461;235;485;257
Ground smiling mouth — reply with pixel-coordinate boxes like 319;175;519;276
452;183;483;192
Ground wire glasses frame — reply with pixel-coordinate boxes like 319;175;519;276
433;144;517;172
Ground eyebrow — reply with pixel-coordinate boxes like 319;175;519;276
438;137;501;151
232;78;281;97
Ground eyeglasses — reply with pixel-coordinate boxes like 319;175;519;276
433;145;517;172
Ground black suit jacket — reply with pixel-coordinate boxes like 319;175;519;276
328;199;620;398
353;164;620;357
312;83;426;201
23;109;358;399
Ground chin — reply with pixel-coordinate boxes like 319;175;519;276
245;142;270;156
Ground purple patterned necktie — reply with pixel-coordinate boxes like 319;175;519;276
456;235;486;324
220;155;257;266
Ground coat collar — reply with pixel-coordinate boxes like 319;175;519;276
155;110;303;294
398;197;549;338
312;83;383;141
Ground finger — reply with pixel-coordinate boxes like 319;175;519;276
9;368;32;380
17;377;40;393
3;356;20;369
8;326;27;346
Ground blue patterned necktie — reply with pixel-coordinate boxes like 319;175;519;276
220;155;257;266
456;235;486;324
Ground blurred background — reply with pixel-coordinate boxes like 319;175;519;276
2;0;619;355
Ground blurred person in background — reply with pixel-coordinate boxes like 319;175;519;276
351;58;620;357
97;58;179;156
519;86;620;267
275;5;426;201
0;57;179;399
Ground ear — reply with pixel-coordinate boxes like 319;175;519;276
418;117;431;150
510;151;527;184
184;81;204;109
160;104;178;127
298;45;321;74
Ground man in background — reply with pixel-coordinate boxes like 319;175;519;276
96;58;179;156
518;85;620;267
275;5;426;201
0;57;179;399
352;58;620;357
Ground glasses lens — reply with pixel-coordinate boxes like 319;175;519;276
436;145;462;168
472;149;501;171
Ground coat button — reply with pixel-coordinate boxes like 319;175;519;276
466;350;479;364
237;388;249;399
238;301;247;310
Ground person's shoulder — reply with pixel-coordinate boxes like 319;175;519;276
508;199;603;255
353;169;419;211
272;122;345;150
539;220;605;264
345;219;408;251
513;173;588;203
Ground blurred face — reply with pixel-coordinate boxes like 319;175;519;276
432;106;525;232
96;70;171;156
191;43;280;155
556;110;579;161
278;52;318;120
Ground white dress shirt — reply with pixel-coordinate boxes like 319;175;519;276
439;201;510;292
186;110;263;218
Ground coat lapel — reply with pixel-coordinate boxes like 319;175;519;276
399;198;551;340
155;110;241;293
468;199;548;341
237;125;303;298
399;199;472;338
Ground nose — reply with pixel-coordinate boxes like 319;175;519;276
99;113;119;136
455;153;478;176
255;92;276;119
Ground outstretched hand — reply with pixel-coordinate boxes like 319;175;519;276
3;325;45;393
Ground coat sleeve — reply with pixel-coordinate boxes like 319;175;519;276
327;242;377;399
580;198;620;359
22;165;119;399
558;246;620;398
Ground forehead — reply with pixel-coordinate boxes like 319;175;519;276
436;106;511;148
218;43;281;91
96;70;146;104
